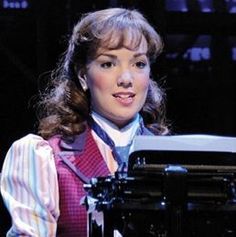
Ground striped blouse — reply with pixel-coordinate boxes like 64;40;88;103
0;114;141;236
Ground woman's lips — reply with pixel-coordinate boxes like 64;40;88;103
112;92;135;105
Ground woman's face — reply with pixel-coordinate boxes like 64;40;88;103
84;37;150;128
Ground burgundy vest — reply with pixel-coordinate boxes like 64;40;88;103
48;129;110;237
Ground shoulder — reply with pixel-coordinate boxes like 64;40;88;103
12;133;50;147
12;133;47;145
7;133;54;162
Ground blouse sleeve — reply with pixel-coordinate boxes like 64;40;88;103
0;134;60;237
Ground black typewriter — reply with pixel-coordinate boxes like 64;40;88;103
84;135;236;237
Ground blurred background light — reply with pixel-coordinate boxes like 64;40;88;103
2;0;29;9
165;0;236;13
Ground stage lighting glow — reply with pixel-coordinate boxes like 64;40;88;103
3;0;29;9
183;47;211;61
166;35;211;62
166;0;188;12
225;0;236;13
166;35;236;63
229;37;236;61
233;48;236;60
166;0;236;13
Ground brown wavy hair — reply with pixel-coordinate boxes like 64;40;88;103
38;8;169;139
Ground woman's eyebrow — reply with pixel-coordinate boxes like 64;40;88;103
133;52;147;58
96;52;147;59
87;51;150;68
96;53;117;59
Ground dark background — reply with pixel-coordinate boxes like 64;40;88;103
0;0;236;234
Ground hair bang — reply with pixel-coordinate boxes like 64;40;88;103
98;24;143;51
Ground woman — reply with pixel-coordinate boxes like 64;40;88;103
1;8;168;237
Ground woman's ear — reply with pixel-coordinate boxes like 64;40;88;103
78;70;88;91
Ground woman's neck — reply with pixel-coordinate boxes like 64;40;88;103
91;111;141;146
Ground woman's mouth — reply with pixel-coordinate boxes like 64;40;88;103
113;92;135;105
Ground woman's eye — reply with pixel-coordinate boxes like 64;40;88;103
100;62;114;68
135;61;147;69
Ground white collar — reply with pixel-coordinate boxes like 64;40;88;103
91;111;140;147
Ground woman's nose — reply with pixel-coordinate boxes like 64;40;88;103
117;70;133;87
